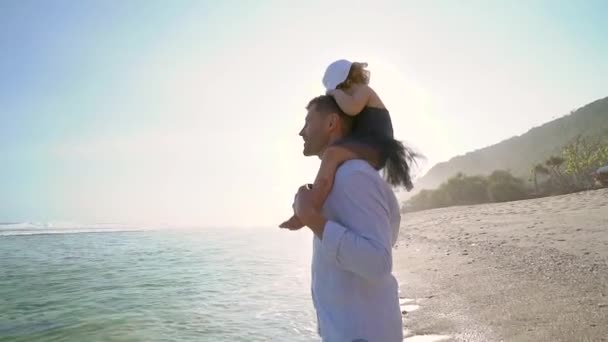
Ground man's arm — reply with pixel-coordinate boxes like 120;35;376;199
310;169;394;280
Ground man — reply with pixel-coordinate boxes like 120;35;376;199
282;95;403;341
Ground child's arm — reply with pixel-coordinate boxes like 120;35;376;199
328;86;371;116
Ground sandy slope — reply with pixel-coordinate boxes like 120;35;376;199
394;188;608;342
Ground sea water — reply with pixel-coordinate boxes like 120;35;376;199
0;226;318;341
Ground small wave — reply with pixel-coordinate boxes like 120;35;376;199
0;222;49;229
0;222;149;237
401;304;420;313
0;221;137;229
0;228;146;237
400;298;415;305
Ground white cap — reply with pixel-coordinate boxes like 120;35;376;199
322;59;352;91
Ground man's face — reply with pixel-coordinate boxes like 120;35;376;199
299;104;332;157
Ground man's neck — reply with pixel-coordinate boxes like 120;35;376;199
318;133;344;159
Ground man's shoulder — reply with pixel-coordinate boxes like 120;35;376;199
332;160;400;221
335;160;384;188
335;160;400;203
336;159;376;175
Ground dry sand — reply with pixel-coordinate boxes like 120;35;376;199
394;188;608;342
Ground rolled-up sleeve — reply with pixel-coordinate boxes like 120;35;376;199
320;169;393;280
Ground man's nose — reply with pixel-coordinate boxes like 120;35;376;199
298;127;304;137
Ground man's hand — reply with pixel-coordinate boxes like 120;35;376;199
294;185;327;238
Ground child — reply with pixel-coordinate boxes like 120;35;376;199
280;59;418;229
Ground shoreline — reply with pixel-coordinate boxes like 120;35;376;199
394;188;608;341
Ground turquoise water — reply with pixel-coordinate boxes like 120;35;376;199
0;227;318;341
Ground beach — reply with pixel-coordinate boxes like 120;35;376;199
2;190;607;341
394;188;608;341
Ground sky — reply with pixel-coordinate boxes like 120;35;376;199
1;0;607;228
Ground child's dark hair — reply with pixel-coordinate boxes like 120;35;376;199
337;62;370;89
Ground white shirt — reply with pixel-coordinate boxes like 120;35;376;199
311;160;403;342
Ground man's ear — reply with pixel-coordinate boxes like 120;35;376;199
327;112;339;130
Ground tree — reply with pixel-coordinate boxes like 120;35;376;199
530;164;549;194
403;170;528;212
543;155;571;193
439;172;489;206
487;170;529;202
562;134;608;190
545;156;565;177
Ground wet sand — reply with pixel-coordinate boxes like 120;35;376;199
394;188;608;342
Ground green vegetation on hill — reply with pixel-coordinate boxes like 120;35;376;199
403;96;608;212
404;134;608;212
409;96;608;196
403;170;528;212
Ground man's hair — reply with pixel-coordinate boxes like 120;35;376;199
306;95;353;132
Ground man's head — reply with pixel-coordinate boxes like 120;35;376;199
299;95;353;157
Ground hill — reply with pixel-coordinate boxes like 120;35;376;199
408;96;608;196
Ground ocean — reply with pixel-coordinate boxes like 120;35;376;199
0;225;319;341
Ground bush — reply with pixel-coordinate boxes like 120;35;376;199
403;133;608;213
562;134;608;190
403;170;527;212
486;170;529;202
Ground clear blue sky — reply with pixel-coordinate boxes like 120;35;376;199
1;0;607;227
